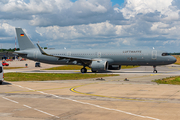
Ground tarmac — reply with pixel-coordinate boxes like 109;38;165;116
0;60;180;120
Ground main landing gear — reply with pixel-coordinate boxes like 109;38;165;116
81;67;87;73
153;66;157;73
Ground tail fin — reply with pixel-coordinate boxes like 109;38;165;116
15;28;36;50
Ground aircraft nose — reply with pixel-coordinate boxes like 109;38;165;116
171;56;177;63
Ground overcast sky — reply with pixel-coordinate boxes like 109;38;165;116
0;0;180;52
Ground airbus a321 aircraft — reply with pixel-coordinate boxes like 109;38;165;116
15;28;176;73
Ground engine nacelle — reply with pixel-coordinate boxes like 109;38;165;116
90;61;108;72
108;65;121;70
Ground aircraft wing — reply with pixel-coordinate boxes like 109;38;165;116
37;44;99;64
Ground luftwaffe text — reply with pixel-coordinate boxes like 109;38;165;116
123;50;142;53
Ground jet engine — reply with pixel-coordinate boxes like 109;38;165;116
90;61;108;72
108;65;121;70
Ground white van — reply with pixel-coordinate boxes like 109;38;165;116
0;63;4;85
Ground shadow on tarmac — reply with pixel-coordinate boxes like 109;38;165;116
1;82;11;85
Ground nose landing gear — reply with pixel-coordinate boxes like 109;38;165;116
153;66;157;73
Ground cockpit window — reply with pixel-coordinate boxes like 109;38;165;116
162;53;170;56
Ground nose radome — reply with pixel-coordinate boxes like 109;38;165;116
172;57;177;63
174;57;177;63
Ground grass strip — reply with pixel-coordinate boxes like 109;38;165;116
121;65;139;69
153;76;180;85
3;67;25;70
4;73;119;82
44;65;139;70
44;65;90;70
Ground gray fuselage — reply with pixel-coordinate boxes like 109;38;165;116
17;48;176;67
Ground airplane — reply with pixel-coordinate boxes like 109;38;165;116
14;28;177;73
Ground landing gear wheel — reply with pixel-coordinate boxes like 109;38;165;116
81;68;87;73
153;70;157;73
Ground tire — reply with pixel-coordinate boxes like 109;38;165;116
153;70;157;73
0;81;2;85
85;68;87;73
81;68;87;73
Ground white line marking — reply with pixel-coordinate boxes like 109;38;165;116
49;95;160;120
12;85;60;119
37;91;46;94
34;108;56;117
25;87;34;91
13;84;24;89
23;105;59;118
2;96;59;118
50;94;65;99
2;97;19;104
23;104;32;109
67;98;159;120
37;91;49;95
14;84;160;120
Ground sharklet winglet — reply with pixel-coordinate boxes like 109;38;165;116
36;43;50;56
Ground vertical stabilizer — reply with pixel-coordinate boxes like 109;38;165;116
15;28;36;50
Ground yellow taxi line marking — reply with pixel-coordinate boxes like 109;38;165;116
70;84;150;101
70;74;170;101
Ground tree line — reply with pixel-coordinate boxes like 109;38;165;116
0;48;20;52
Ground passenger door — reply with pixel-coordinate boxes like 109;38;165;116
152;50;157;59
